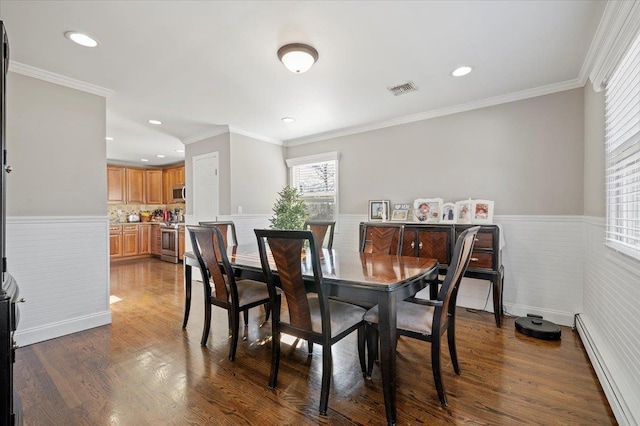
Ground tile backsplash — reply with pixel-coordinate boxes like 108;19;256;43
108;203;185;222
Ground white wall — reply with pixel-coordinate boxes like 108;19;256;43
6;72;110;346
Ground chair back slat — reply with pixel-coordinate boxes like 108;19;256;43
304;220;336;250
436;226;480;325
199;221;238;247
188;226;232;303
361;223;404;254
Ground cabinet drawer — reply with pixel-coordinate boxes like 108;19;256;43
468;252;493;269
456;228;494;250
123;224;138;232
109;225;121;233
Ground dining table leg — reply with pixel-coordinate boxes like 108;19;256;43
377;291;398;426
182;262;192;329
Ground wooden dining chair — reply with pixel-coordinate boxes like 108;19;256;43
255;229;367;415
360;223;404;254
364;226;480;406
304;220;336;250
198;221;238;246
188;225;278;360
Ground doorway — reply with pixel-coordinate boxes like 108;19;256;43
192;152;219;223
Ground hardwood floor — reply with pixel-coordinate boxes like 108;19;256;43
15;258;616;425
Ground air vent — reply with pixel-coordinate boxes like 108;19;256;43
387;81;418;96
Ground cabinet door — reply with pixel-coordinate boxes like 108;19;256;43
400;229;418;256
163;168;173;204
175;166;185;185
122;225;139;256
139;225;151;255
109;232;123;257
151;225;161;255
126;168;145;204
417;228;451;266
107;166;125;204
145;170;163;204
178;227;185;260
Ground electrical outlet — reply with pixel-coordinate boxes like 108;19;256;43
237;206;243;214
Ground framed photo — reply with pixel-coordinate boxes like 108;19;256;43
472;199;494;224
391;209;409;221
368;200;390;221
455;200;472;224
413;198;443;223
440;202;456;224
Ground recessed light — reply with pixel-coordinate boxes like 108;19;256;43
141;159;149;162
64;31;99;48
148;119;162;125
451;66;473;77
175;149;184;153
281;117;296;123
105;137;113;141
156;154;165;158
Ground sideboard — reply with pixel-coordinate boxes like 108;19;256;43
360;222;504;327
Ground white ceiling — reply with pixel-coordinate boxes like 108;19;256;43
0;1;606;166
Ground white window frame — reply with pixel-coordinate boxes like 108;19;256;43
286;151;340;231
605;32;640;262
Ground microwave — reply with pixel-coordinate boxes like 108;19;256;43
172;185;185;203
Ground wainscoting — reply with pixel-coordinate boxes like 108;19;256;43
7;216;111;346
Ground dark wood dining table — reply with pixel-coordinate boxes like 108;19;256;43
183;246;438;425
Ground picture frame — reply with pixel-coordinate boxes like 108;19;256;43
440;202;456;224
391;209;409;221
471;199;494;224
413;198;443;223
368;200;390;221
455;199;472;224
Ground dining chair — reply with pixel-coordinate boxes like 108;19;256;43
198;221;238;247
364;226;480;406
255;229;367;415
360;222;404;254
303;220;336;250
188;225;278;360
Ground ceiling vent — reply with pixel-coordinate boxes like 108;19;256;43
387;81;418;96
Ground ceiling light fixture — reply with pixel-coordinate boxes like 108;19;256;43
141;158;149;162
277;43;318;74
175;149;184;153
156;154;165;158
105;137;113;141
148;119;162;125
451;66;473;77
281;117;296;123
64;31;99;48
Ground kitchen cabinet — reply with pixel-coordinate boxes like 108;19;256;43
178;225;185;260
139;224;152;255
151;224;161;256
126;168;145;204
163;165;185;203
109;225;123;258
145;170;163;204
107;166;126;204
122;224;139;256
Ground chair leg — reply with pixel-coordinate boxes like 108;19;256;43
269;297;281;389
366;325;378;378
308;340;314;355
264;302;271;322
448;321;460;375
357;326;366;378
201;301;212;346
432;335;448;406
319;344;332;415
229;310;240;361
243;309;249;327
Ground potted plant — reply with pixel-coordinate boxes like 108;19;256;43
269;185;308;230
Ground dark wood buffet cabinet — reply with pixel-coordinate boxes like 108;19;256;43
360;222;504;327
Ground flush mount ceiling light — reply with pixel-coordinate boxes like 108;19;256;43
156;154;165;158
451;66;473;77
105;137;113;141
64;31;99;48
148;119;162;125
281;117;296;123
175;149;184;153
141;158;149;162
277;43;318;73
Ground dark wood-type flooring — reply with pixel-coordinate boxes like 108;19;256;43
14;258;616;425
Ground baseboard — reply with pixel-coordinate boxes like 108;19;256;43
576;314;635;426
14;311;112;347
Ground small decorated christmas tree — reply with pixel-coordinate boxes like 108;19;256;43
269;186;308;230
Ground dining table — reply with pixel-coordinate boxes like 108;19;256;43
183;246;438;425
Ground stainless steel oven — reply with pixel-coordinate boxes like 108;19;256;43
160;224;179;263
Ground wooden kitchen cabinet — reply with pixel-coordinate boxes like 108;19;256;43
107;166;126;204
126;168;145;204
138;224;152;255
145;170;163;204
109;225;123;258
122;224;139;256
151;224;161;256
163;165;185;203
178;225;185;260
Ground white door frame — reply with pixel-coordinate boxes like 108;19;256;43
192;151;220;223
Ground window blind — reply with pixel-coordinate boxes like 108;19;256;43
605;31;640;261
286;152;339;222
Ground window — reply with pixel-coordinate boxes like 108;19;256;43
286;152;339;222
605;32;640;261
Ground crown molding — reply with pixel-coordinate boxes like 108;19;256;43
181;126;230;145
284;78;583;147
228;126;283;146
587;1;640;91
8;61;114;98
